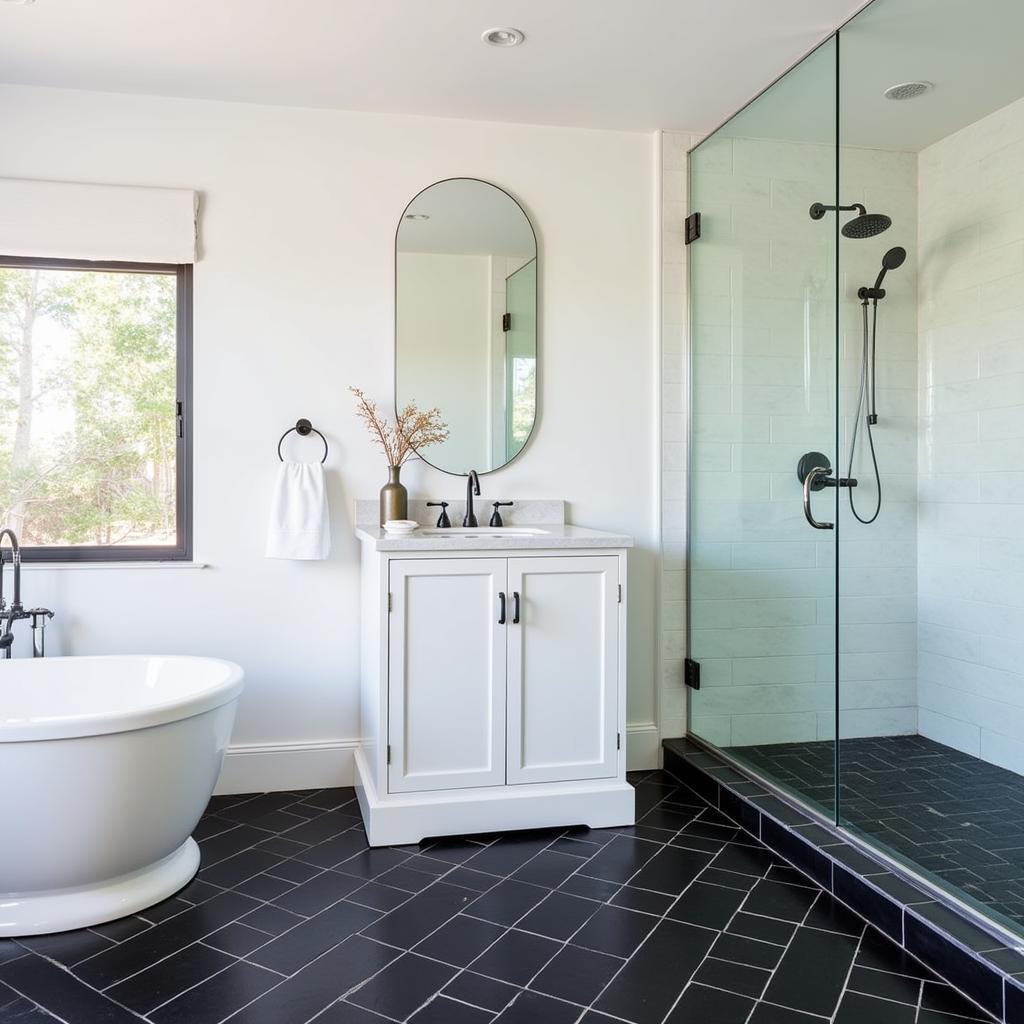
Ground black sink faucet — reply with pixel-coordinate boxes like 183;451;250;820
463;470;481;527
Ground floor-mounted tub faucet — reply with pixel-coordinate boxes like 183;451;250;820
0;528;53;658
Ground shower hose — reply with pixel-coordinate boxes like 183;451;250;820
847;299;883;524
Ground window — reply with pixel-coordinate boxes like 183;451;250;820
0;256;192;561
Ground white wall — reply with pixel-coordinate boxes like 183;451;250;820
917;94;1024;774
0;85;659;785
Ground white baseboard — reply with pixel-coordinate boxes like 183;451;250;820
216;726;661;795
626;722;660;772
215;739;359;795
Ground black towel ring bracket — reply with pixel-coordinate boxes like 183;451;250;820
277;418;328;464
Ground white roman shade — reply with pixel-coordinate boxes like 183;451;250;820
0;178;198;264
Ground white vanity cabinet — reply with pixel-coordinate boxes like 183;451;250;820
505;555;620;786
387;557;507;794
355;524;634;846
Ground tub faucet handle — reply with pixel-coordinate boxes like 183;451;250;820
27;608;53;659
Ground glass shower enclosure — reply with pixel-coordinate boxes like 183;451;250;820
686;0;1024;943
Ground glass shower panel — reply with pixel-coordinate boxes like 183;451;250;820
835;0;1024;941
688;38;840;817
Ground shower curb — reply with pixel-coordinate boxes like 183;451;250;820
663;736;1024;1024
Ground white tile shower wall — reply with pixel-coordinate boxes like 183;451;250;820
660;130;698;744
917;94;1024;775
685;134;919;747
836;146;919;742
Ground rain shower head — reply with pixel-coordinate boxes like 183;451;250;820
843;211;892;238
809;202;892;238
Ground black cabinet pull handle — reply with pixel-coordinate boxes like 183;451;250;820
512;591;520;624
498;591;506;624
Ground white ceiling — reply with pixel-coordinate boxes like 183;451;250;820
841;0;1024;150
714;0;1024;151
0;0;867;134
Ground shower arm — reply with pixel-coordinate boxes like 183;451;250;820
809;202;867;220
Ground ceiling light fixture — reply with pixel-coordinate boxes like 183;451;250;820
884;81;932;101
482;27;525;48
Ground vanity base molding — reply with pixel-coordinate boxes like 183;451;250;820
354;748;634;847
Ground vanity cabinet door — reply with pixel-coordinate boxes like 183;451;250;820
506;556;619;785
388;558;507;794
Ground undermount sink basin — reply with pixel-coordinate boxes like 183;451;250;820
418;527;549;537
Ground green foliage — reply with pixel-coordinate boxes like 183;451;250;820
0;266;177;547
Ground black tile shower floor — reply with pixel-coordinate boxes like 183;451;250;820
729;735;1024;932
0;773;994;1024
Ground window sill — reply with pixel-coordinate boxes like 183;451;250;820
21;561;208;571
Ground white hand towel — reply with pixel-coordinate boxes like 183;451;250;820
265;462;331;560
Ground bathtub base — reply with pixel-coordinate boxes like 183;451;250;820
1;838;200;937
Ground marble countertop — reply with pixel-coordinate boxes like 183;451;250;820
356;523;633;552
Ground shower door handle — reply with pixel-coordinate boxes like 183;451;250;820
802;467;834;530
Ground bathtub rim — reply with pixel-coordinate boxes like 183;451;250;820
0;655;244;743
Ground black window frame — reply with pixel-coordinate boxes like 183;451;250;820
0;254;193;563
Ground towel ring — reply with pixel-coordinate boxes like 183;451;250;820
277;418;328;464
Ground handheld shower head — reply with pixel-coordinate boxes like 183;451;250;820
883;245;907;270
872;246;907;291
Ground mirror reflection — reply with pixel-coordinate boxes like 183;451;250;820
396;178;537;475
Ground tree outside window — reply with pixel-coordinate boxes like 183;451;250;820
0;258;191;560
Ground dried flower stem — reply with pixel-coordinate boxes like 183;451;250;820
350;387;449;467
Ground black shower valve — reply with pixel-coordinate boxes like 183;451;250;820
797;452;857;491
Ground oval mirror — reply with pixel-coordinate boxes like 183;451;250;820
396;178;538;475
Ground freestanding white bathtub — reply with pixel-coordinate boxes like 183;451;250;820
0;655;243;936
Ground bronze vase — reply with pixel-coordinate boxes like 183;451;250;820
379;465;408;526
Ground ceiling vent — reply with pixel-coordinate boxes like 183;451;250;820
883;81;932;101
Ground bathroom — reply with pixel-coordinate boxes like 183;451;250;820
0;0;1022;1021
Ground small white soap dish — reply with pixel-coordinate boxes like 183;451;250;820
384;519;419;535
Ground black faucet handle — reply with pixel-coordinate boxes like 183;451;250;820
489;501;514;528
427;502;452;529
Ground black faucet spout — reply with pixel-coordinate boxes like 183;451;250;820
0;528;21;612
464;470;481;527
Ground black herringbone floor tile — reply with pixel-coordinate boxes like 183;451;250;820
0;775;996;1024
731;734;1024;934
